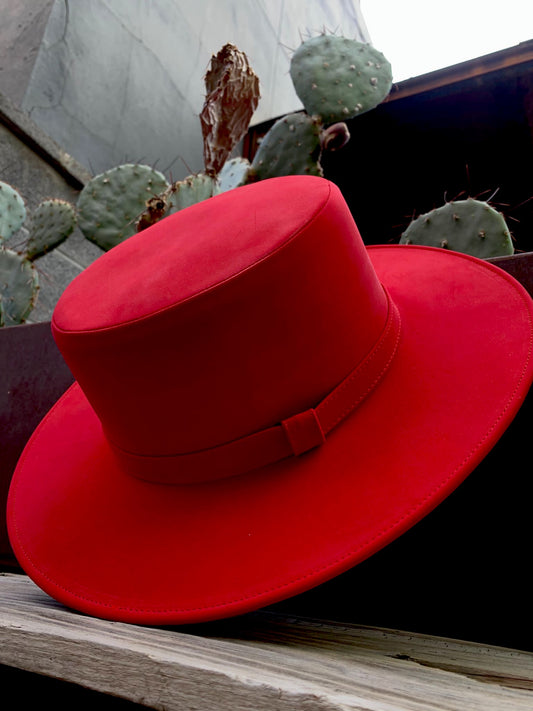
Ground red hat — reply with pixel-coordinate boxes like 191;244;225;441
7;176;533;624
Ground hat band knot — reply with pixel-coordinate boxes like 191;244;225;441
282;409;326;456
109;287;401;485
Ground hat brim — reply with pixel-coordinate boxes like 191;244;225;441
7;245;533;624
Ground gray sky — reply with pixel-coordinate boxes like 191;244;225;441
361;0;533;81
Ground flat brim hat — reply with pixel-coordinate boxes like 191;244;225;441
7;176;533;624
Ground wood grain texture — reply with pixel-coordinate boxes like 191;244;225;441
0;573;531;710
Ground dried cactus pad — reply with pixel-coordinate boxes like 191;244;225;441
0;248;39;326
26;199;77;260
78;164;169;251
290;35;392;124
201;43;260;175
400;199;514;259
0;181;27;243
249;112;323;181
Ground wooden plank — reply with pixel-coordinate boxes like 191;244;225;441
0;573;531;710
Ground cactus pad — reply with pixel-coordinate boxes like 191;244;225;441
400;199;514;258
290;35;392;124
249;112;323;181
168;173;220;213
77;164;169;251
217;157;251;192
0;248;39;326
201;43;260;175
26;199;77;260
0;182;27;243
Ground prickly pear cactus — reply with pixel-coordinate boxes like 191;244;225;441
400;198;514;259
0;181;27;243
217;157;251;192
167;173;221;214
25;199;77;259
248;112;323;181
0;248;39;326
0;182;79;324
289;34;392;124
77;164;170;251
201;43;260;176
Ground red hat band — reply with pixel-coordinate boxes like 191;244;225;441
52;178;395;484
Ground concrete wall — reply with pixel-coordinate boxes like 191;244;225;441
0;0;54;106
21;0;370;179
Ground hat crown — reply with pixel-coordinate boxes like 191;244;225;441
52;177;389;478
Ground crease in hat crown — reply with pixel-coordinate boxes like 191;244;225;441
51;176;396;484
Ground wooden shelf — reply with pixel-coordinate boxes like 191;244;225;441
1;573;531;710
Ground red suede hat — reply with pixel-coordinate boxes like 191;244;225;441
7;176;533;624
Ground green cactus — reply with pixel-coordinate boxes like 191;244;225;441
0;181;27;243
72;39;392;241
136;172;220;232
217;157;251;192
168;173;220;213
0;248;39;327
289;34;392;124
400;198;514;259
0;181;79;325
240;34;391;184
73;39;391;244
248;112;323;181
77;164;170;251
25;199;77;259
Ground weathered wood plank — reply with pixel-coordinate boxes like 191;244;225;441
0;573;531;710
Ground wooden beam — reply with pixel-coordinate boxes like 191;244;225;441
0;573;532;710
386;40;533;103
